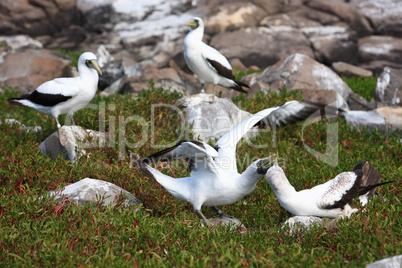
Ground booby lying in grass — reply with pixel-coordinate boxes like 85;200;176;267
184;17;249;95
8;52;102;129
265;161;392;218
135;101;324;225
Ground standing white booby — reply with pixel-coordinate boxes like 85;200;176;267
135;101;324;225
8;52;102;129
184;17;249;95
265;161;392;218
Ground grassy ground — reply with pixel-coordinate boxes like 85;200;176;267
0;84;400;267
341;75;378;102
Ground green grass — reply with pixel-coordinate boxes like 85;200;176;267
233;67;262;81
342;75;378;102
0;85;400;267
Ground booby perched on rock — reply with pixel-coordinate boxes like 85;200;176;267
184;17;249;95
8;52;102;129
265;161;392;218
135;101;324;225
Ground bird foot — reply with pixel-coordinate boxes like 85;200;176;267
219;213;235;220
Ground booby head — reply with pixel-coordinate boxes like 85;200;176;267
256;156;275;175
185;17;203;30
79;52;102;75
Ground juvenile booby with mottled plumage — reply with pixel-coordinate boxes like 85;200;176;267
184;17;249;95
8;52;102;129
265;161;392;218
135;101;324;225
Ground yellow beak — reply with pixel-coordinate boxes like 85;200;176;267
89;59;102;75
185;19;198;28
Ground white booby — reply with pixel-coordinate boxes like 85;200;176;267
135;101;324;225
8;52;102;129
265;161;392;218
184;17;249;95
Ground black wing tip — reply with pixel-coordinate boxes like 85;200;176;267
130;152;156;180
254;101;324;128
139;139;206;165
231;80;249;93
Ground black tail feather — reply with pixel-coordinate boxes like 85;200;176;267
7;95;29;106
354;161;394;197
358;180;394;196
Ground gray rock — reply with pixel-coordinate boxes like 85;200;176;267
177;93;254;142
0;48;73;94
343;110;387;131
355;0;402;37
210;26;314;68
347;92;376;111
39;126;107;163
48;178;140;208
332;62;373;77
0;35;43;52
103;59;189;95
375;67;402;107
366;255;402;268
261;8;339;29
37;25;89;50
376;107;402;131
203;2;265;33
283;216;325;233
301;26;358;64
343;107;402;131
306;0;373;37
359;60;402;76
302;89;338;107
0;0;80;37
258;53;351;110
359;36;402;65
96;45;125;90
207;216;246;231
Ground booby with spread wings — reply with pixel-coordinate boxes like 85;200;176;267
184;17;249;95
265;161;392;218
8;52;102;129
136;101;324;225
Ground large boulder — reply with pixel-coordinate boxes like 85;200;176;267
104;61;186;96
374;67;402;107
256;53;352;110
210;27;314;68
0;0;80;37
177;93;254;142
358;36;402;73
261;6;341;29
203;2;266;33
301;26;358;64
48;178;140;208
354;0;402;37
0;48;73;94
305;0;373;37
